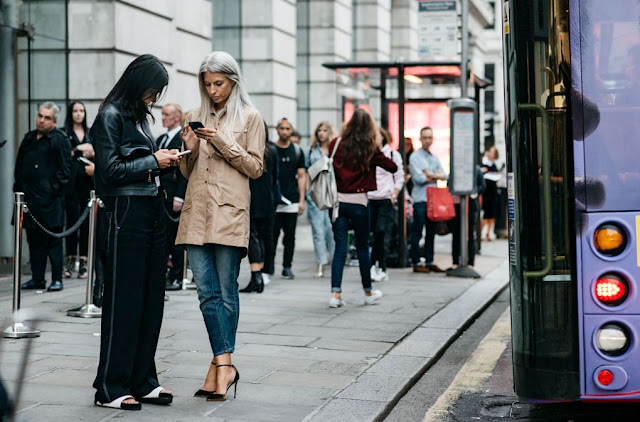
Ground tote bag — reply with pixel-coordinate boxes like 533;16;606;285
308;138;342;221
426;187;455;222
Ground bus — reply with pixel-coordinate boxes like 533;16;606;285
503;0;640;401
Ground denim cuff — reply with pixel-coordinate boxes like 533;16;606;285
363;287;372;293
331;287;342;293
213;348;235;356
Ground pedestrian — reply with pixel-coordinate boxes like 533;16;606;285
409;127;447;273
15;102;71;292
481;146;501;241
272;118;306;279
329;109;397;308
178;51;265;402
403;137;415;195
241;122;278;293
306;121;336;278
157;103;188;290
63;100;94;281
368;127;404;282
448;165;485;270
290;130;301;145
92;54;178;411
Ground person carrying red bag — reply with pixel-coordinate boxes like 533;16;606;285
409;127;447;273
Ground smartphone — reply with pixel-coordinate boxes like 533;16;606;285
174;150;191;157
188;121;205;130
77;156;92;166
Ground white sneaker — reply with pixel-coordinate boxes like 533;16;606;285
262;273;271;285
378;270;389;282
370;266;380;282
364;290;383;305
329;297;345;308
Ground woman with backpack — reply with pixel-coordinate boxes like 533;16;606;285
306;121;336;278
328;109;398;308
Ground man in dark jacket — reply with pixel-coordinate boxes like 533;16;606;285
15;102;72;291
157;103;188;290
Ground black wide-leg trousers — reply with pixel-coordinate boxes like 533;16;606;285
93;195;167;403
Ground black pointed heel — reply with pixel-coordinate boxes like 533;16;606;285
206;364;240;401
195;359;216;397
194;389;214;397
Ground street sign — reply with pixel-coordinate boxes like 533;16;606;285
418;1;459;61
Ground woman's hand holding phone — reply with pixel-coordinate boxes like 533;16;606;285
194;127;217;144
154;149;180;169
181;125;200;152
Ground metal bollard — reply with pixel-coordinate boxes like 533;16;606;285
67;190;102;318
2;192;40;338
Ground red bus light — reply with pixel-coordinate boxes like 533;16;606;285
594;274;629;306
597;369;614;386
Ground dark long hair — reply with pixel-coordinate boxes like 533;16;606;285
64;100;88;136
99;54;168;124
339;109;378;173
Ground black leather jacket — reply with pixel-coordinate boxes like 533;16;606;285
91;103;162;197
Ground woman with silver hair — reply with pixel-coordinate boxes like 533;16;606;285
177;51;265;401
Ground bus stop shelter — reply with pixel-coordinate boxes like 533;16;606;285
322;60;491;267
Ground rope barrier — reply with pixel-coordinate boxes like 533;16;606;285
24;203;90;238
162;204;181;224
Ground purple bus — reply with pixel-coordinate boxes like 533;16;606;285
503;0;640;401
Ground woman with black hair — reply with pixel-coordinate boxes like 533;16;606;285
63;101;93;281
241;122;278;293
91;54;179;411
329;109;397;308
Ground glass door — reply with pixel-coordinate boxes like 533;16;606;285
503;0;579;400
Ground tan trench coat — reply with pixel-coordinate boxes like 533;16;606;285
176;106;265;252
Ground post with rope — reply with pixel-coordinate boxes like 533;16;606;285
67;190;102;318
2;192;40;338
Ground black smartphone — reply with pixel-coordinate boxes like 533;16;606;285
188;121;205;130
77;156;92;166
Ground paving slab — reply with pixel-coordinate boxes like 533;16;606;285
0;226;508;421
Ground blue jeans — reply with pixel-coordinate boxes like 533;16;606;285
331;202;372;293
411;202;437;265
187;244;243;356
307;193;335;265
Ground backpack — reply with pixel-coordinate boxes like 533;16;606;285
308;138;341;221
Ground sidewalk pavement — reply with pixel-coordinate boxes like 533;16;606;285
0;225;508;422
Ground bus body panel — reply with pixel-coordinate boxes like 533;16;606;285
571;0;640;400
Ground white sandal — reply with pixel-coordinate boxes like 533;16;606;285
138;386;173;405
95;394;141;410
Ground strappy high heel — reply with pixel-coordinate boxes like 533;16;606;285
194;359;216;397
206;364;240;401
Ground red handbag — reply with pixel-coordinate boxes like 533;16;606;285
426;187;456;222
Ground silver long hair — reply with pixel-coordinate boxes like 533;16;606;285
197;51;255;140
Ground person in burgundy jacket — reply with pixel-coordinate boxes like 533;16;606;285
328;109;398;308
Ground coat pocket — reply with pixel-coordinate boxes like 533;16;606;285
213;196;249;238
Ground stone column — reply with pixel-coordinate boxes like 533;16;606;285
230;0;298;136
351;0;391;124
0;0;18;257
352;0;391;61
391;0;418;61
296;0;352;143
68;0;212;133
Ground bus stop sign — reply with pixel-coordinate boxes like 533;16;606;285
448;98;478;195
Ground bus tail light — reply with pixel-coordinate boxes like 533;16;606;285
596;323;631;357
594;274;629;307
594;223;627;256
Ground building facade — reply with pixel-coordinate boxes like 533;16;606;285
0;0;502;257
